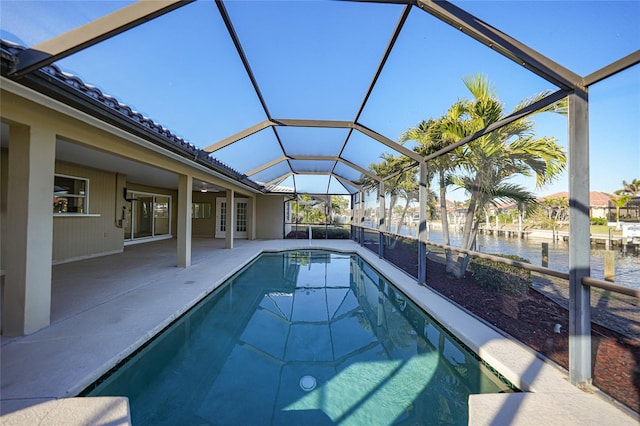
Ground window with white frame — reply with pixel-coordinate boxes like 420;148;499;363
53;174;89;214
192;202;212;219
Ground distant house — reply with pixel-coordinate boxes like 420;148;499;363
537;191;614;219
480;200;515;217
423;199;464;224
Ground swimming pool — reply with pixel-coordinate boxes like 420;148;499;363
84;250;516;425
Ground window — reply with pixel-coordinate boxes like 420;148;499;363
53;174;88;214
192;202;212;219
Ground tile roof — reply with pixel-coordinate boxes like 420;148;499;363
0;39;264;192
261;183;294;193
537;191;614;206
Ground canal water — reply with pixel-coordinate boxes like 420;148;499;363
390;225;640;289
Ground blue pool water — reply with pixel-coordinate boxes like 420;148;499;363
84;250;516;425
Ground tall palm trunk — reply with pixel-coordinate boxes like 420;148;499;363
397;198;411;235
387;198;412;250
449;187;478;279
386;194;397;231
456;219;480;276
439;171;454;273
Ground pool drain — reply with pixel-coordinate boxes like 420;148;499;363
299;375;317;392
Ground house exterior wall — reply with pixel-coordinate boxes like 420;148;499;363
191;191;218;237
1;148;7;273
256;195;284;239
52;161;124;263
590;206;608;219
0;148;5;328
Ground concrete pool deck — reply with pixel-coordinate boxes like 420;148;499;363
1;238;636;425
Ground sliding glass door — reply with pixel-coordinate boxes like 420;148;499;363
125;191;172;243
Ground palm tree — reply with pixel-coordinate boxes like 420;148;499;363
365;153;418;233
612;194;631;224
399;121;437;223
400;113;461;272
441;74;567;278
329;195;349;224
616;179;639;197
293;194;325;224
542;196;569;223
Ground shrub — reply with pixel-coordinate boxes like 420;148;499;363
286;230;308;239
470;254;531;296
590;217;607;226
286;227;350;239
311;227;350;239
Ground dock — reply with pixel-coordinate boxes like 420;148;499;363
478;226;639;251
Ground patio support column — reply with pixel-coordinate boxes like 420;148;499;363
177;174;192;268
378;181;385;231
378;181;385;258
417;161;428;284
3;123;55;335
353;193;358;239
568;90;591;386
356;191;361;227
359;190;365;243
350;193;355;239
248;196;256;240
353;192;360;242
359;191;364;225
225;189;235;249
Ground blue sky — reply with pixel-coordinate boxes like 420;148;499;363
1;0;638;199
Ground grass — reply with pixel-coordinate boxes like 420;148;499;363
590;225;622;236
